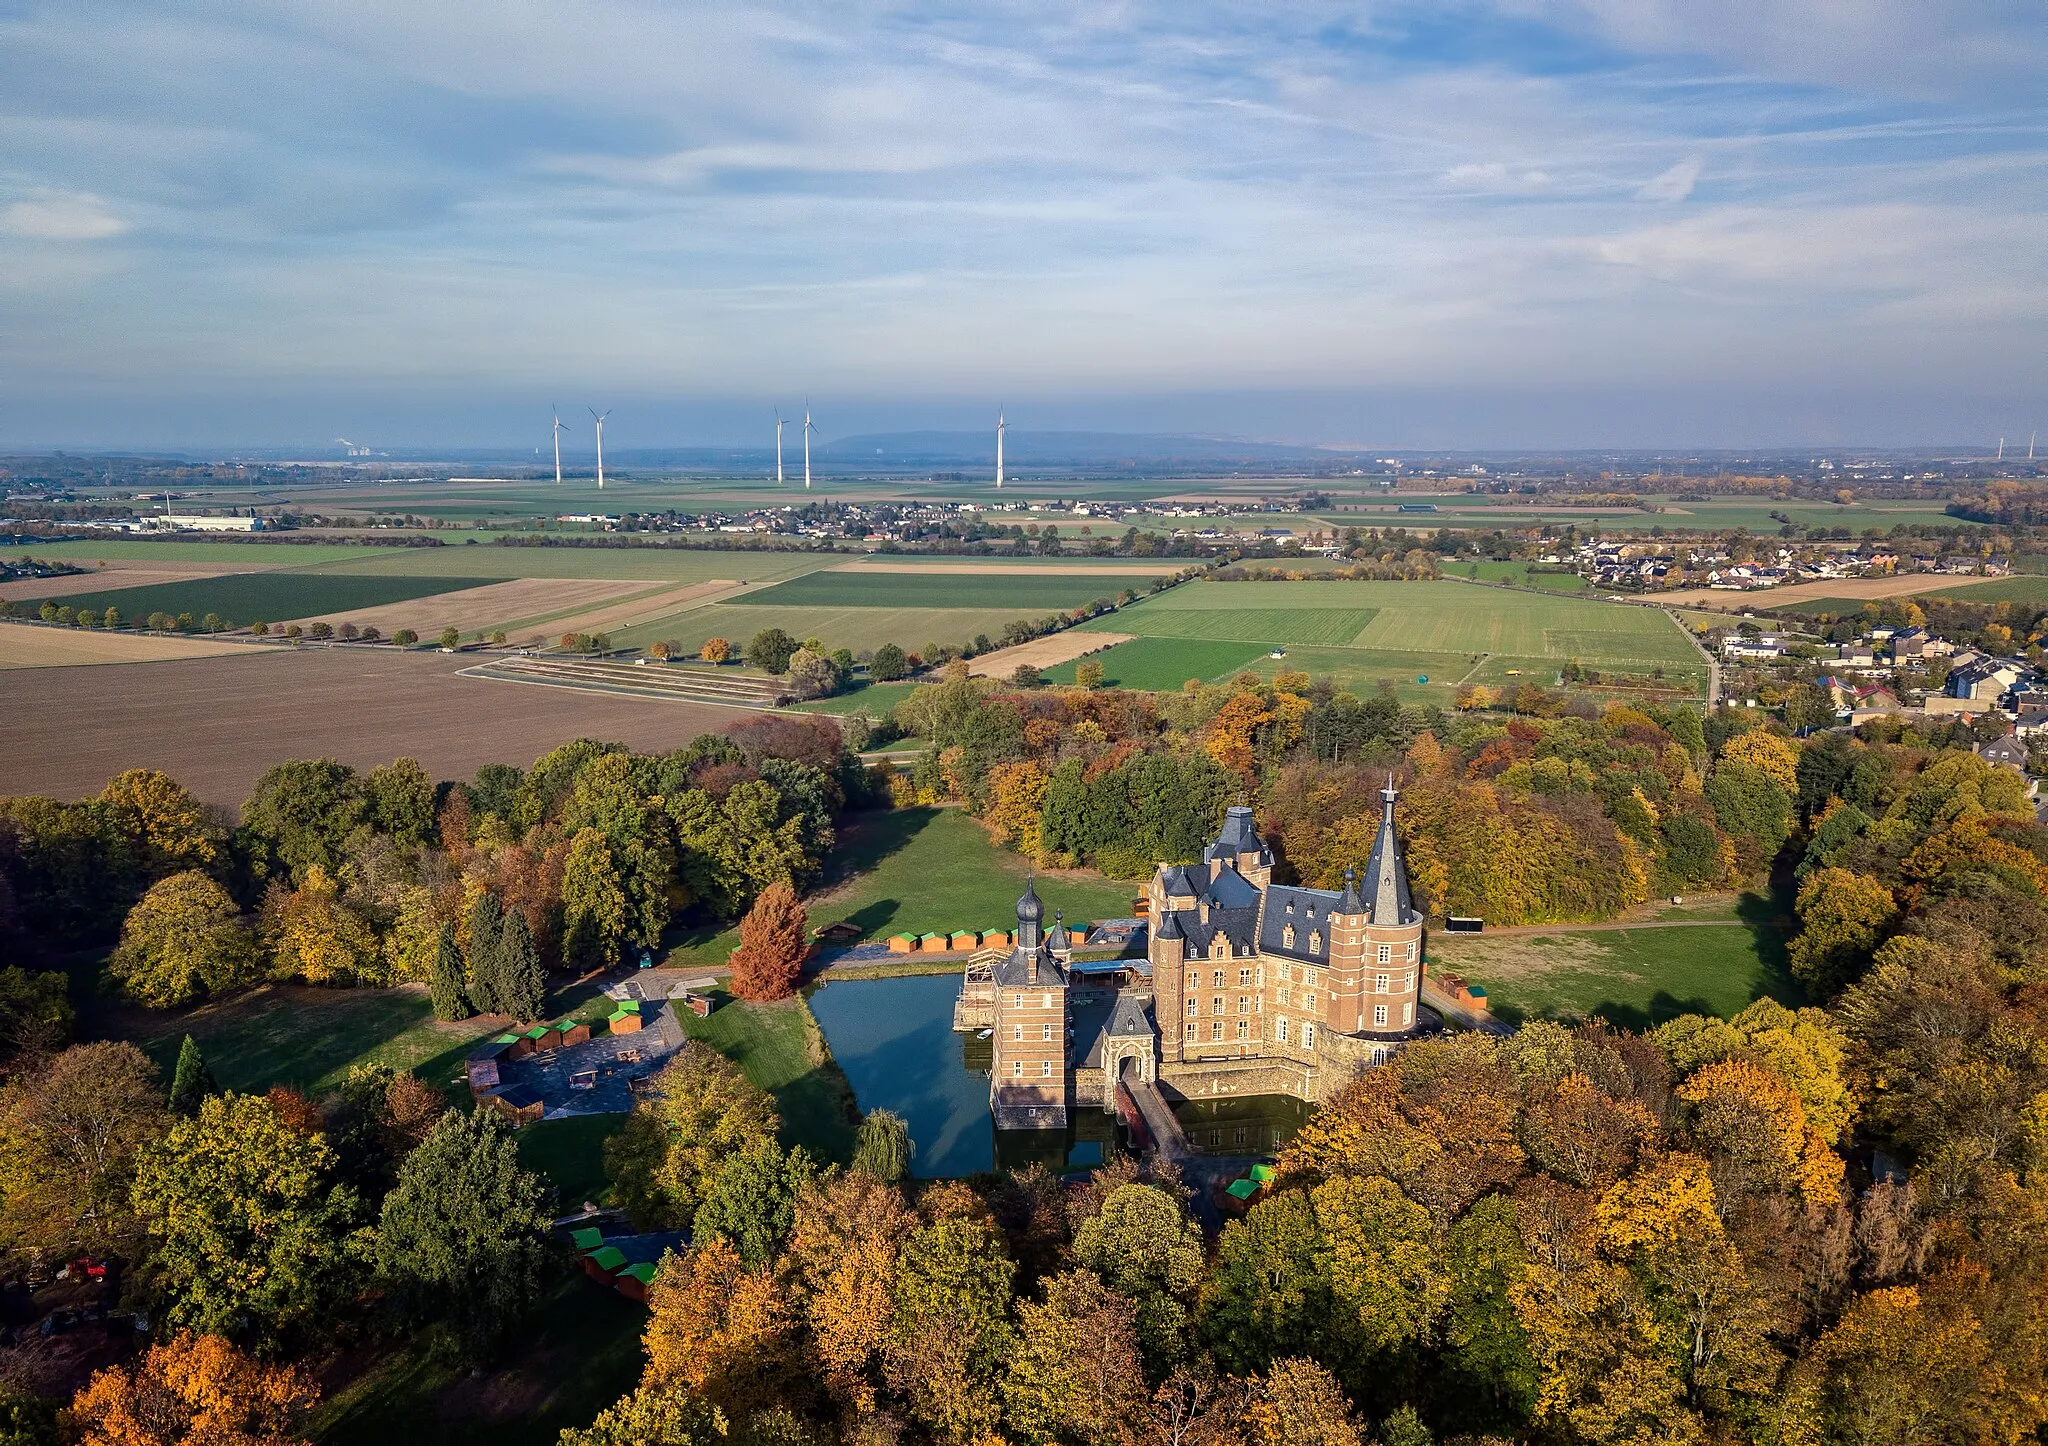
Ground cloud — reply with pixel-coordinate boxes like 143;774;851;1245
0;190;127;240
1637;156;1701;201
1441;162;1552;194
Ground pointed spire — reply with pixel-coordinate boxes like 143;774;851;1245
1362;774;1411;925
1337;866;1365;915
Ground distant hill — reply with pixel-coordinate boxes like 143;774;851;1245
817;430;1339;465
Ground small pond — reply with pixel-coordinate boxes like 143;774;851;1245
808;974;1307;1176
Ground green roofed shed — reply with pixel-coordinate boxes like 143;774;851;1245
524;1025;551;1040
622;1262;658;1285
1249;1164;1276;1184
588;1247;628;1273
570;1228;604;1253
1224;1178;1259;1202
494;1034;521;1045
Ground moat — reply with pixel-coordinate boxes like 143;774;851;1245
808;974;1309;1176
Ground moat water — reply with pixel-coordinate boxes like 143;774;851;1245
807;974;1310;1178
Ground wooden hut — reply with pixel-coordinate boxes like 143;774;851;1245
582;1245;628;1282
555;1019;592;1048
887;934;917;953
570;1227;605;1255
616;1261;659;1303
949;930;980;951
608;1000;644;1035
465;1040;511;1098
919;932;949;952
486;1083;545;1127
680;992;713;1018
981;929;1012;950
525;1023;561;1052
495;1030;531;1061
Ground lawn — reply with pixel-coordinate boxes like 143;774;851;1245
29;573;484;628
1453;561;1589;592
1430;916;1794;1030
312;1272;646;1446
130;984;501;1096
791;679;922;716
680;989;861;1164
1041;635;1273;689
516;1114;626;1207
660;807;1139;970
742;571;1154;610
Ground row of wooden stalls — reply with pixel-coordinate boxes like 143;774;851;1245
569;1227;681;1303
464;1002;653;1124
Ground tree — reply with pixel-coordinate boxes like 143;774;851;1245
746;627;798;674
463;889;505;1014
98;768;216;876
112;871;260;1008
169;1035;218;1117
1787;868;1895;998
605;1041;781;1228
71;1331;317;1446
870;642;908;681
728;879;806;1001
376;1107;551;1359
241;759;367;883
0;965;74;1066
887;1216;1018;1443
692;1136;816;1268
366;757;437;847
558;1383;726;1446
562;828;629;970
0;1041;165;1260
643;1238;803;1424
427;923;470;1021
1001;1270;1149;1446
131;1093;368;1346
495;909;546;1021
1074;658;1105;690
700;637;732;664
265;864;381;985
852;1108;913;1184
392;628;418;648
1009;662;1043;688
1245;1358;1364;1446
787;646;841;697
1201;1190;1329;1374
306;621;333;640
1071;1183;1205;1379
439;626;461;649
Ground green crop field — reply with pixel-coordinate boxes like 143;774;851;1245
742;570;1154;610
793;680;922;716
1453;561;1589;592
1925;575;2048;603
1097;607;1378;645
16;539;380;565
1429;916;1794;1029
612;602;1036;656
1041;636;1273;689
28;572;485;626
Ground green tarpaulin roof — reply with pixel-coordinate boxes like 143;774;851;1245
622;1262;658;1284
524;1025;551;1039
1249;1164;1276;1183
588;1247;628;1271
570;1228;604;1253
494;1034;521;1044
1224;1179;1259;1201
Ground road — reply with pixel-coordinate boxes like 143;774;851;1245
1662;607;1722;707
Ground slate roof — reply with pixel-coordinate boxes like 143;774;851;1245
1107;993;1154;1038
1205;805;1274;866
1362;777;1417;926
1257;884;1341;963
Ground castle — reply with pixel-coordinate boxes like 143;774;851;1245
975;781;1428;1131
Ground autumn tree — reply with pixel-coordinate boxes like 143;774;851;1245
1071;1182;1205;1379
728;879;806;1001
1001;1270;1149;1445
605;1041;780;1228
1787;867;1895;998
700;636;733;663
375;1106;551;1359
562;828;629;969
112;871;260;1008
71;1331;317;1446
0;1041;165;1260
692;1136;815;1268
1245;1357;1365;1446
366;756;438;847
852;1108;913;1184
97;768;218;878
264;864;381;985
887;1215;1018;1443
642;1237;805;1424
131;1093;369;1346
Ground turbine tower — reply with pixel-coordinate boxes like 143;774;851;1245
775;410;785;484
589;407;611;489
551;408;568;485
996;409;1006;489
803;404;815;490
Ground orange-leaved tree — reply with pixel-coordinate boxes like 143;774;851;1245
72;1330;317;1446
729;880;807;1001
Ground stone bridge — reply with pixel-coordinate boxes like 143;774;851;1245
1115;1058;1190;1163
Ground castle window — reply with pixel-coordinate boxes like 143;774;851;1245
1276;1016;1289;1042
1277;963;1292;982
1403;1001;1414;1026
1212;969;1225;987
1211;1021;1224;1040
1012;1024;1022;1041
1402;971;1415;992
1407;941;1418;961
1308;930;1321;952
1377;944;1393;964
1239;968;1253;986
1213;939;1229;960
1042;992;1053;1009
1277;986;1290;1006
1374;1004;1389;1028
1212;995;1225;1016
1042;1023;1053;1041
1012;1062;1023;1077
1282;925;1296;948
1303;1022;1317;1049
1305;968;1319;988
1285;899;1295;912
1012;994;1023;1008
1237;1019;1250;1039
1303;993;1315;1012
1375;973;1390;993
1186;1021;1198;1040
1237;995;1250;1014
1186;998;1198;1019
1042;1060;1053;1078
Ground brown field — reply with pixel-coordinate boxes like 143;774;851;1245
0;648;743;805
0;623;247;669
1655;573;2010;610
841;559;1189;575
525;579;743;637
0;561;276;602
269;577;646;636
967;630;1135;678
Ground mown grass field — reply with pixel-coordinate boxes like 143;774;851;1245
680;990;860;1164
742;570;1154;610
19;540;379;565
1076;580;1704;702
29;572;483;627
1925;575;2048;603
1430;913;1794;1029
1453;560;1589;592
793;679;921;715
1041;635;1273;689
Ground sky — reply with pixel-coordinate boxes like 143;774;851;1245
0;1;2043;452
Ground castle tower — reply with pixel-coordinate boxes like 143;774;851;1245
1326;776;1426;1038
989;879;1069;1129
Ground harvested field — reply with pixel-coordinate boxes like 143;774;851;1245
0;560;282;602
18;572;479;629
523;578;743;636
460;656;788;708
743;571;1155;610
1654;573;2008;611
0;622;247;669
270;577;647;636
0;647;745;805
844;560;1189;575
968;631;1134;678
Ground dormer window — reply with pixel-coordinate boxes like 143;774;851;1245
1285;899;1295;913
1308;930;1322;952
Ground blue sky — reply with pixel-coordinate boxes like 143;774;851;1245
0;1;2043;450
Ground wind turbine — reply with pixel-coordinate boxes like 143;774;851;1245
803;403;815;490
775;410;785;484
589;407;611;489
996;409;1006;489
551;408;569;486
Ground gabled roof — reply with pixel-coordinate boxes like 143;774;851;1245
1106;994;1153;1038
1257;884;1340;963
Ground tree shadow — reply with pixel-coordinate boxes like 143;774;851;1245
813;807;936;890
847;899;900;934
1578;991;1722;1032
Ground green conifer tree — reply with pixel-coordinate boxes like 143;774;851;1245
497;910;546;1023
168;1034;218;1116
466;892;505;1015
428;923;470;1021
